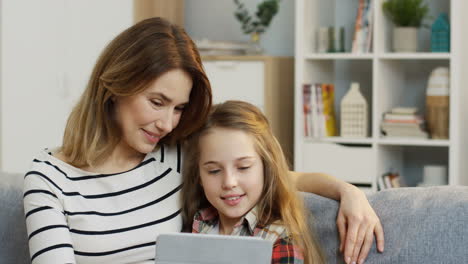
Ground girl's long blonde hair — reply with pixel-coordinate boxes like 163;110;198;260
61;17;211;168
181;100;325;264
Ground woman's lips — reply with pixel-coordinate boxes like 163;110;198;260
142;129;160;144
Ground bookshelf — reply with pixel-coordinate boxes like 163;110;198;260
294;0;468;189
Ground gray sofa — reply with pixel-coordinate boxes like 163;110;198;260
304;188;468;263
1;172;30;264
2;171;467;264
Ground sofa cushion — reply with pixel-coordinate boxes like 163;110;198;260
0;172;30;264
303;186;468;264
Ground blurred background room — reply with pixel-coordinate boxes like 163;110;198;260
1;0;468;192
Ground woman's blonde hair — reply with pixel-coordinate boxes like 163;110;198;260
181;101;324;264
61;17;212;167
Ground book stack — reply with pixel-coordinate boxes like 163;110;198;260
351;0;373;53
377;171;402;191
381;107;429;138
303;83;337;138
195;39;250;56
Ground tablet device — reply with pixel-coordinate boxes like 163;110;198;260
155;232;273;264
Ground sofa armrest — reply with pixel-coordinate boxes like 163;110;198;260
0;172;30;264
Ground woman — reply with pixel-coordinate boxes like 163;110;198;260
23;17;383;264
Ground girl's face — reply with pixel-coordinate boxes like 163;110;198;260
198;127;264;231
114;69;192;156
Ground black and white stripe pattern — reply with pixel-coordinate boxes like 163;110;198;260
23;144;183;264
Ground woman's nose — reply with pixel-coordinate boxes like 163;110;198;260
155;109;174;134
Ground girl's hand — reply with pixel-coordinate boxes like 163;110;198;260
336;185;384;264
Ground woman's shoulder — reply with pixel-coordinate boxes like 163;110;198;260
152;143;181;158
150;143;183;170
29;147;66;169
27;147;94;178
52;151;68;164
24;148;78;191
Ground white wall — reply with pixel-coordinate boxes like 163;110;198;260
0;0;133;173
184;0;295;56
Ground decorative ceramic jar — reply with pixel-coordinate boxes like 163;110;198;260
340;82;368;138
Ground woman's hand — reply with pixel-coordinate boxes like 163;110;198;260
336;185;384;264
290;171;385;263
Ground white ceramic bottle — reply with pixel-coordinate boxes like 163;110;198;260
340;82;368;138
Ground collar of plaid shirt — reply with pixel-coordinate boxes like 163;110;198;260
192;206;286;242
192;206;305;263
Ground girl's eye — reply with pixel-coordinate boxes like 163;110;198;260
238;166;250;171
208;169;221;175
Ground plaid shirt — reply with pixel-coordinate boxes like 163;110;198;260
192;206;304;264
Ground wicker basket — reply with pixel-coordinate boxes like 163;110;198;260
426;67;450;139
426;96;449;139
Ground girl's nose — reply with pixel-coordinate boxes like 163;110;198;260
222;171;238;189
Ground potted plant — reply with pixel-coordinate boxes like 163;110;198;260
233;0;280;54
382;0;429;52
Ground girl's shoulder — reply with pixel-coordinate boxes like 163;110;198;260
254;220;288;242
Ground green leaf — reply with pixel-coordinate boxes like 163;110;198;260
233;0;281;34
382;0;429;27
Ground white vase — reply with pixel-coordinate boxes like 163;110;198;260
246;32;264;55
340;82;368;138
393;27;418;52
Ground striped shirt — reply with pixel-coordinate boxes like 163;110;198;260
192;206;304;264
23;144;183;264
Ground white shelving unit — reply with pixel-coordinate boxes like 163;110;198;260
294;0;468;188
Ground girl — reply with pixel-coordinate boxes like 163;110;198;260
23;17;382;264
182;101;325;263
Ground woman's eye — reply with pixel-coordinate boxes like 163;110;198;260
151;100;163;107
175;106;185;112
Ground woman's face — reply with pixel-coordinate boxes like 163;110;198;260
198;127;264;231
114;69;192;155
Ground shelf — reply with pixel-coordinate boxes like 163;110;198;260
305;53;373;60
305;137;373;145
305;53;451;60
378;138;450;147
305;137;450;147
295;0;465;187
379;53;451;60
377;145;449;187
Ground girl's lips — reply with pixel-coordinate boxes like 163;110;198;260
142;129;160;144
221;194;245;206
